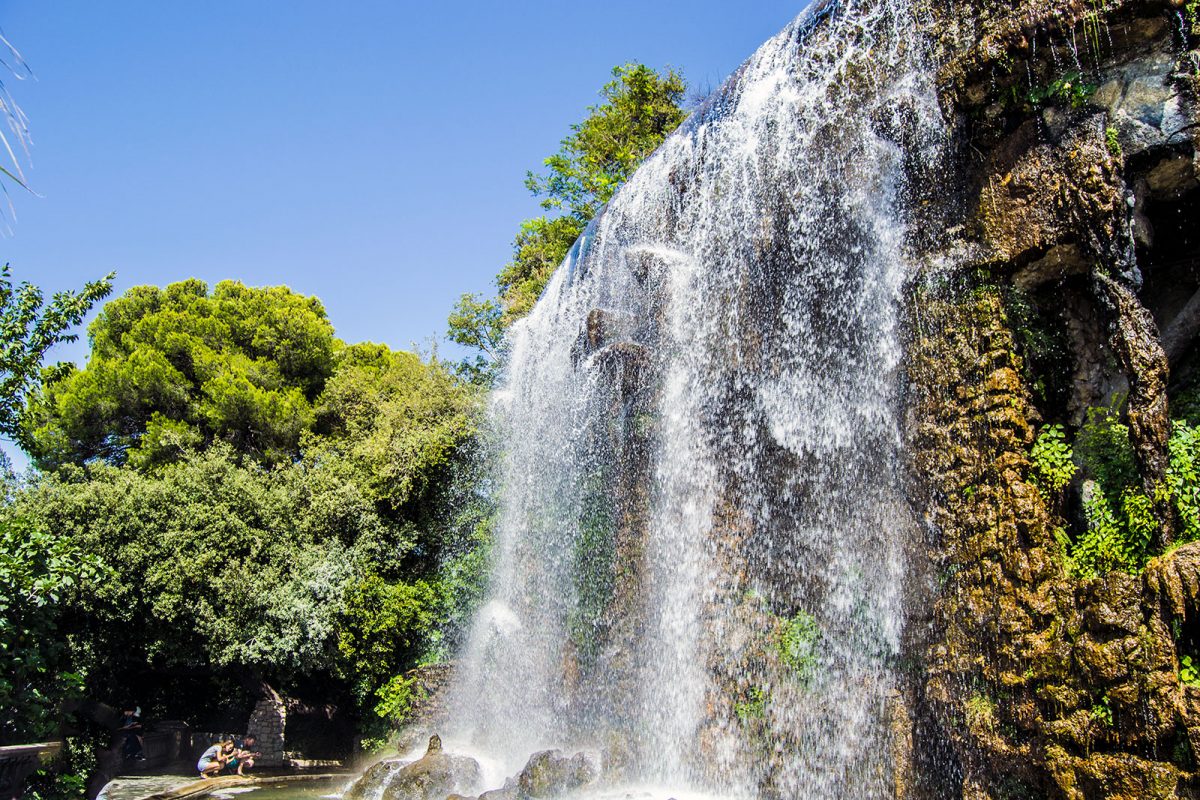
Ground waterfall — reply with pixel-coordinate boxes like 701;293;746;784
446;1;946;796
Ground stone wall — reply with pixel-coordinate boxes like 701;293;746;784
245;686;287;767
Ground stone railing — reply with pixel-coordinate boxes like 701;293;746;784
0;742;62;799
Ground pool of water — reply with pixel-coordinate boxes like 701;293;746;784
206;779;349;800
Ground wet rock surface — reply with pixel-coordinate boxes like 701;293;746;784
346;736;482;800
900;0;1200;794
515;750;597;799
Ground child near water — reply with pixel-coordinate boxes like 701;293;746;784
197;741;234;778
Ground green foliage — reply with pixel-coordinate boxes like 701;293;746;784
4;276;486;759
447;63;687;377
1063;412;1200;576
1105;126;1123;160
16;447;396;679
776;610;821;683
12;425;470;725
22;731;104;800
1072;483;1152;577
446;294;503;384
310;342;480;512
495;216;586;326
23;280;337;469
1090;694;1114;727
1067;403;1148;570
1075;401;1141;490
1182;655;1200;686
0;514;102;744
1031;424;1077;494
337;575;438;704
1026;70;1097;110
734;686;767;722
965;694;996;731
526;63;687;221
422;473;495;663
1166;420;1200;542
1054;400;1199;576
0;264;113;442
372;674;418;724
1173;372;1200;426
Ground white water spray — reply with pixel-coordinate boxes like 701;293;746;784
447;2;946;796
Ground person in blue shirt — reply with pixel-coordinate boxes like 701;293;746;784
228;735;260;777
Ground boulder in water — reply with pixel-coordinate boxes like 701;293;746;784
477;777;517;800
344;759;406;800
374;735;482;800
516;750;597;798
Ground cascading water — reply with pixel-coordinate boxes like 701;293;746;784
446;1;946;797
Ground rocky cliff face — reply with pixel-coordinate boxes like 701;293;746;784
905;1;1200;797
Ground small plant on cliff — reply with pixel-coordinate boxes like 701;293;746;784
1027;70;1097;110
735;685;767;722
964;694;997;732
1166;421;1200;542
1064;401;1157;576
1090;694;1114;727
1072;484;1153;576
1076;401;1141;489
1105;126;1123;160
1180;655;1200;686
776;610;822;684
1031;424;1077;495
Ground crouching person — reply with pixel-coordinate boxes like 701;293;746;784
231;735;260;776
197;741;233;778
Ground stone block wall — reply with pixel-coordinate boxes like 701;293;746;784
245;686;287;767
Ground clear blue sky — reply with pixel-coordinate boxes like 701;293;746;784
0;0;806;468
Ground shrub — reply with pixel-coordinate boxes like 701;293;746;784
1166;420;1200;542
1072;483;1151;577
1181;655;1200;686
373;674;419;724
734;686;767;722
1031;424;1077;494
776;610;821;683
1105;126;1123;159
1065;402;1155;576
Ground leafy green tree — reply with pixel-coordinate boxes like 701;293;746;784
495;216;587;325
525;62;687;221
22;279;335;469
0;512;102;744
14;446;417;704
336;574;439;704
310;342;480;513
448;63;687;378
0;264;113;443
13;332;482;727
446;294;503;384
0;262;109;750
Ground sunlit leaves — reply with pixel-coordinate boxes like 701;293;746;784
0;264;113;444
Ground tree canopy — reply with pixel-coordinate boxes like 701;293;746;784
5;278;488;753
448;63;687;379
1;264;113;445
22;279;336;469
